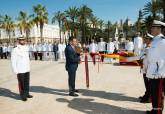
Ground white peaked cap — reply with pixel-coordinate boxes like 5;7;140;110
17;35;25;40
147;33;154;38
153;20;165;27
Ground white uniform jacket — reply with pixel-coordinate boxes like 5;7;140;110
125;41;134;52
11;45;30;74
98;41;106;52
146;34;165;79
89;43;98;53
107;42;115;54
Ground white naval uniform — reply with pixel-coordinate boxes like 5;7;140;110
62;44;66;59
98;41;106;52
125;41;134;52
133;36;143;55
11;45;30;74
2;46;8;53
58;43;63;59
89;43;98;53
107;42;115;54
106;42;115;63
146;34;165;79
28;44;33;59
42;43;48;60
113;40;119;51
7;45;13;57
48;44;53;60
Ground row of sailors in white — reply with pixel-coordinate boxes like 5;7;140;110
125;33;143;55
0;44;14;53
89;37;143;55
89;38;117;54
27;43;66;60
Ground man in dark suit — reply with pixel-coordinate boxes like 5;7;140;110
65;36;81;96
53;42;59;61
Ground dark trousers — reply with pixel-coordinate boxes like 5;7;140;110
38;53;43;61
34;52;38;60
150;78;164;114
143;74;151;99
17;72;30;99
2;52;7;59
68;69;76;93
99;51;105;62
0;53;3;59
54;52;58;61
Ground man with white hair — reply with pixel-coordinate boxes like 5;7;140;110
133;32;143;55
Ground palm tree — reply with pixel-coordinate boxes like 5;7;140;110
17;11;34;39
98;19;104;30
65;6;78;36
90;16;99;39
1;15;15;43
78;5;93;43
158;0;165;22
0;15;3;27
33;4;48;43
52;11;66;43
144;15;154;32
143;0;160;19
136;9;144;32
106;20;112;38
123;18;130;39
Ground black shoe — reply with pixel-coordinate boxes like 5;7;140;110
21;97;27;101
146;110;150;114
146;110;158;114
140;98;150;103
74;89;79;93
139;96;143;99
69;92;79;97
27;95;33;98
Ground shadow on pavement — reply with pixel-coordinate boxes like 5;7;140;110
0;88;20;100
79;89;139;102
30;86;68;96
56;98;145;114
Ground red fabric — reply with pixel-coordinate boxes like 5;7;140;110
157;79;164;114
117;52;128;57
119;60;139;66
90;53;96;65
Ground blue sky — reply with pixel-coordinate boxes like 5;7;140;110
0;0;148;24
